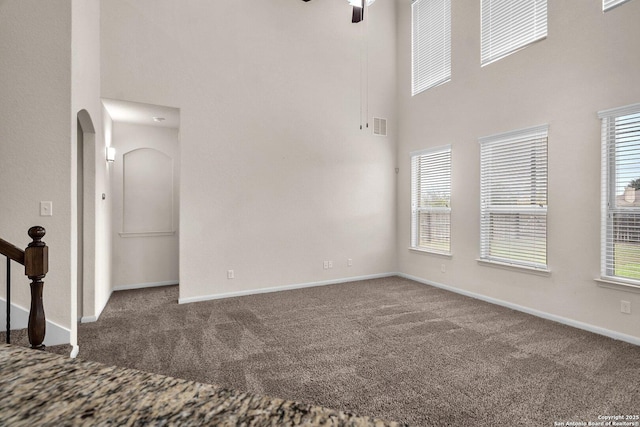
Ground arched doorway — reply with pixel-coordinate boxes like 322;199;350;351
74;109;97;357
102;99;180;297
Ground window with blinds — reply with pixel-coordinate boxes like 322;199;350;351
481;0;547;66
411;146;452;254
411;0;451;96
479;125;548;269
599;103;640;285
603;0;632;11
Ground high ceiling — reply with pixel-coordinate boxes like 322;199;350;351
102;98;180;129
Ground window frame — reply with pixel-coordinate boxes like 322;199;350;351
598;103;640;287
411;0;451;96
603;0;633;12
410;145;452;255
479;124;549;271
480;0;547;66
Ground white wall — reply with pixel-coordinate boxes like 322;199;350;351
72;0;108;341
99;108;114;316
0;1;73;335
101;0;398;301
8;0;635;347
110;122;179;289
396;0;640;340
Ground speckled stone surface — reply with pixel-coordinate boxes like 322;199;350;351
0;344;405;426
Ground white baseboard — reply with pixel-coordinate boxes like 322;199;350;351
0;297;70;346
113;280;178;292
0;298;29;333
398;273;640;346
81;287;113;324
178;273;396;305
82;281;176;324
44;318;71;346
96;288;113;319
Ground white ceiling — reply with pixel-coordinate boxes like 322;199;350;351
102;98;180;129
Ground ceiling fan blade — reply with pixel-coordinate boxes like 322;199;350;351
352;6;364;23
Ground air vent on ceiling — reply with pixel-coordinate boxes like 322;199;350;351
373;117;387;136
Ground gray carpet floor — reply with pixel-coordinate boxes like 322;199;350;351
46;276;639;426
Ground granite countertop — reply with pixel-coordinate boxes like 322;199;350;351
0;344;406;426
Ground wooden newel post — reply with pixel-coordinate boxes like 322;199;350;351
24;226;48;350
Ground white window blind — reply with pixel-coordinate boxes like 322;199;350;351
481;0;547;66
411;146;451;254
479;125;548;269
603;0;632;11
599;103;640;285
411;0;451;96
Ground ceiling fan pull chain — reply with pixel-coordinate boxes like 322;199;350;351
365;0;369;129
360;14;364;130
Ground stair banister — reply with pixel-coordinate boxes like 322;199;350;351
0;226;48;349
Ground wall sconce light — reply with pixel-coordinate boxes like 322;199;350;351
106;146;116;162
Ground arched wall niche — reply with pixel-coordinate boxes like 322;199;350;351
121;147;175;236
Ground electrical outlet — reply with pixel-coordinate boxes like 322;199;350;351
441;264;446;273
227;270;234;279
328;261;333;269
323;261;329;270
621;300;631;314
348;258;353;267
